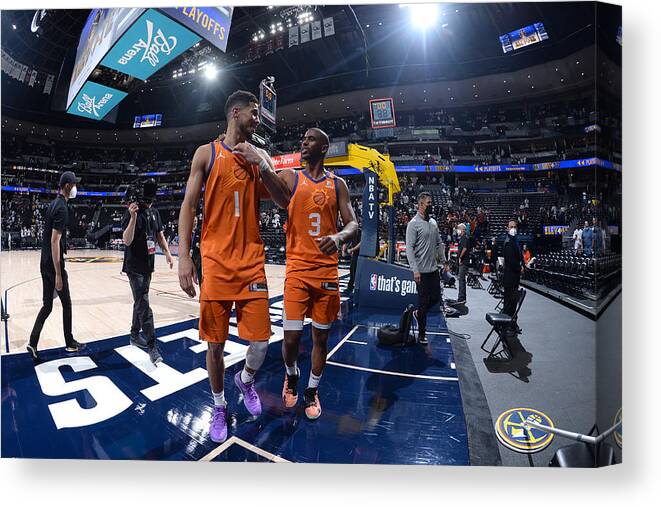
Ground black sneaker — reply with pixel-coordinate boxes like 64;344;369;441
65;340;85;353
26;344;40;362
418;334;428;345
148;345;163;365
282;371;299;407
130;336;149;349
303;387;321;420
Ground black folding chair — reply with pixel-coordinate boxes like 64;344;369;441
481;288;526;360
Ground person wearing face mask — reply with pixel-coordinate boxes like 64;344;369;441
502;219;524;318
456;223;470;304
27;171;85;362
406;192;443;345
122;179;173;365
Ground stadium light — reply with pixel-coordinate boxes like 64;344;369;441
205;65;218;80
400;4;439;30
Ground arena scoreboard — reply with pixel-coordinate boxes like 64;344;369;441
499;22;549;53
259;79;277;132
369;98;396;129
133;114;162;128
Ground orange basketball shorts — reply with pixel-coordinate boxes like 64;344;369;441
199;298;271;343
282;276;340;331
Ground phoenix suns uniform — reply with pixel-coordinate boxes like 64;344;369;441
199;140;271;342
283;169;341;330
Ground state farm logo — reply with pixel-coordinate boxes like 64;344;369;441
368;274;418;297
118;19;177;68
272;153;301;169
77;92;113;118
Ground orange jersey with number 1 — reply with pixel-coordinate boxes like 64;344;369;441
285;169;339;280
200;140;268;300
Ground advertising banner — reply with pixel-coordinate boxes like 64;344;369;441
354;258;420;312
359;170;379;258
272;152;301;170
66;81;128;121
67;8;145;108
101;9;201;80
161;6;233;52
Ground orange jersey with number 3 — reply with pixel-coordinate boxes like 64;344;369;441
285;169;339;280
200;140;268;300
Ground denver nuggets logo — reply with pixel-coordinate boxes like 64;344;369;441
312;190;327;206
495;407;554;453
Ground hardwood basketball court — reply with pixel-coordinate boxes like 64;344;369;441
0;249;341;354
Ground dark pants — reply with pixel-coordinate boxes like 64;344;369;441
457;264;468;302
127;272;155;347
415;270;441;340
346;250;359;291
30;266;74;348
503;285;519;317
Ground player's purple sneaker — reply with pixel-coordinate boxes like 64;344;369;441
234;371;262;417
209;405;228;443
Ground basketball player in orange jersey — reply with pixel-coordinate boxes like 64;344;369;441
276;128;358;419
177;90;290;443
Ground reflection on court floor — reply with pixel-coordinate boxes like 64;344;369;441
1;286;468;464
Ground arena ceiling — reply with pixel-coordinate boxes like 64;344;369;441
0;3;620;129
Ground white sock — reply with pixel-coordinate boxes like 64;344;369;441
240;367;255;385
212;390;226;407
308;371;322;389
286;362;299;376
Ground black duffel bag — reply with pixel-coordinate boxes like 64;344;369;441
377;304;417;347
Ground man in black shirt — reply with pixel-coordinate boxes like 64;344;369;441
342;228;361;295
456;223;470;303
502;219;523;318
122;196;173;365
27;171;84;361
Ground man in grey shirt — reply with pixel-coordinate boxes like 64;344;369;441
406;192;443;344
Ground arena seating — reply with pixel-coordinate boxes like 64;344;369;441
525;250;622;300
462;192;558;236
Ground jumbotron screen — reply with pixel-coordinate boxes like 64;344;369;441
133;114;163;128
543;225;569;236
499;22;549;53
369;98;396;129
259;81;277;131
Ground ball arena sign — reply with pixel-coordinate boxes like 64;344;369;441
101;9;201;81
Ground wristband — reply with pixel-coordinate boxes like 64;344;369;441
258;158;270;173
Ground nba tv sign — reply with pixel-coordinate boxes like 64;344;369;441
359;170;379;257
101;9;201;80
66;81;127;121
